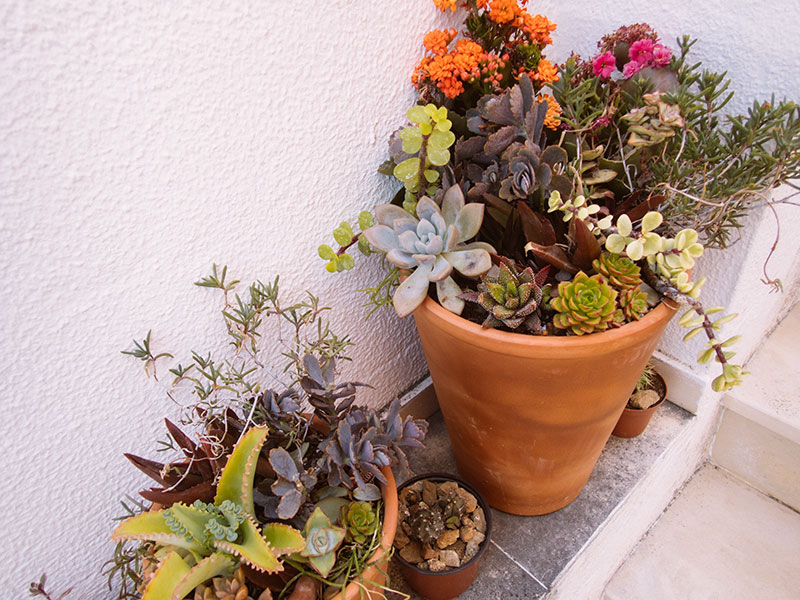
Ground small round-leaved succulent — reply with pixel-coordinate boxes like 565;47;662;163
363;184;495;317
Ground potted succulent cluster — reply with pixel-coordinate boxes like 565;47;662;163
394;474;492;600
613;362;668;438
320;0;800;515
106;266;428;600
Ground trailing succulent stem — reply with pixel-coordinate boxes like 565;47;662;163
640;263;746;391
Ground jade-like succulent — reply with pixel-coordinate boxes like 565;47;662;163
408;503;444;546
300;507;346;577
112;427;306;600
269;447;318;520
390;104;456;212
550;271;620;335
341;501;379;544
592;253;642;289
460;257;546;332
362;184;495;317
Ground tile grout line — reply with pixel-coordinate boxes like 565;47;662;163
490;539;549;591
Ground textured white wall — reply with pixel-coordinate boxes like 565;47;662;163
1;1;797;597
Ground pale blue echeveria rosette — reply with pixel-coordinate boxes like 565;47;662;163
363;185;495;317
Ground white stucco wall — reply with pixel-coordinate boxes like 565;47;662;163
1;1;797;597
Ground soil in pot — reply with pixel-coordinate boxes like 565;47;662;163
394;473;492;600
613;369;668;438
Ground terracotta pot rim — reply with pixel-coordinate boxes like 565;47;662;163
394;472;493;577
414;295;679;354
335;466;398;599
623;395;666;412
625;370;668;411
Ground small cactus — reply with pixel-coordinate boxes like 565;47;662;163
409;503;444;545
438;492;465;529
550;271;620;335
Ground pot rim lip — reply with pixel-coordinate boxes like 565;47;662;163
414;294;679;349
394;472;493;577
622;395;666;412
336;465;398;599
624;370;668;411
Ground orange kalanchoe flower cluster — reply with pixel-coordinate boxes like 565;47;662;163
521;13;556;46
423;29;457;56
418;0;558;101
415;39;499;99
433;0;459;11
487;0;519;24
530;58;559;84
537;94;562;129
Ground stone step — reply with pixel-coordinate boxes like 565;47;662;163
714;303;800;510
603;464;800;600
389;395;697;599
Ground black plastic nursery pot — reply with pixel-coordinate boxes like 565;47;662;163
395;473;493;600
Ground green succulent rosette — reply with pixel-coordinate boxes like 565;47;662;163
342;501;378;545
592;253;642;290
550;271;619;335
618;286;649;321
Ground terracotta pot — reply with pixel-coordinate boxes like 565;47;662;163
612;371;668;438
395;473;492;600
244;466;398;600
333;466;398;600
412;296;678;515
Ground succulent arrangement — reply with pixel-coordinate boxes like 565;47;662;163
107;266;428;600
395;478;488;572
321;1;800;393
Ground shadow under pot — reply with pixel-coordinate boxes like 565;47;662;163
394;473;493;600
613;370;668;438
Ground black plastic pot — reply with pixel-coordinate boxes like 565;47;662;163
395;473;493;600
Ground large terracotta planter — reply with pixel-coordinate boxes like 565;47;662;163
412;296;678;515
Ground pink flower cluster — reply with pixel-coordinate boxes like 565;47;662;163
592;39;672;80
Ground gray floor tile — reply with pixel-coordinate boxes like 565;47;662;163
402;401;693;592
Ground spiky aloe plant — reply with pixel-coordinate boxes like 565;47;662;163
112;427;305;600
